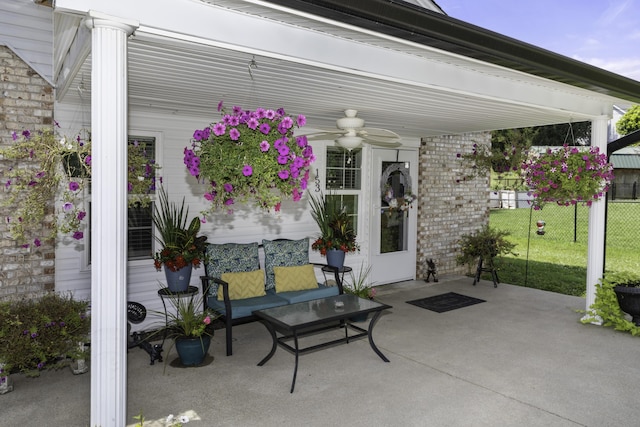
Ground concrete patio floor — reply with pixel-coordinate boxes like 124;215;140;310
4;276;640;426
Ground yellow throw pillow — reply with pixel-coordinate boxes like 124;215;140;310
218;270;266;301
274;264;318;292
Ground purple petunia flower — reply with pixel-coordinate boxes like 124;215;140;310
280;116;294;130
278;170;290;179
77;211;86;220
260;141;270;152
259;123;271;135
265;109;276;120
278;145;290;156
34;238;41;247
85;155;91;166
12;131;17;141
217;101;224;111
246;118;259;130
242;165;253;176
277;155;288;165
224;198;234;206
229;128;240;141
223;183;233;193
72;231;84;240
296;114;306;127
63;202;74;212
296;135;308;148
213;122;226;136
69;181;80;191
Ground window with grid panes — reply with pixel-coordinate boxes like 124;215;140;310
87;136;156;263
325;147;360;231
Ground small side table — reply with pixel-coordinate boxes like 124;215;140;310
321;265;352;289
157;286;199;347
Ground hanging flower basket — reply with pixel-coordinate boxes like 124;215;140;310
184;103;315;214
521;145;614;209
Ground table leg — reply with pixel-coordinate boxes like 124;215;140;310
367;311;390;363
291;332;300;393
257;320;278;366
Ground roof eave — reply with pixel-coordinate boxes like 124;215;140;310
263;0;640;103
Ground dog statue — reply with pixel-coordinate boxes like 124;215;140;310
425;258;438;282
138;341;163;365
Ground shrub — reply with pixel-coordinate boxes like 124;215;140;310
0;293;90;376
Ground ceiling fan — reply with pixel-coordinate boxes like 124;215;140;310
303;109;401;151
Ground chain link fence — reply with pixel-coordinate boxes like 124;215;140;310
488;193;640;295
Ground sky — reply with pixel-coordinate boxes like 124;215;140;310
434;0;640;83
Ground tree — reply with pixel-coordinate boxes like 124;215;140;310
616;105;640;136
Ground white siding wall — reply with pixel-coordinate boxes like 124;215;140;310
52;103;369;331
0;0;53;84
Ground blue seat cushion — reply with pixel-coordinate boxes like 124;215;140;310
207;289;288;319
276;284;340;304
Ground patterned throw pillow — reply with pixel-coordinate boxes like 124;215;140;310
274;264;318;292
218;270;266;300
204;242;260;297
262;238;309;290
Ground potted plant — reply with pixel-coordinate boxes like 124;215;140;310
152;186;208;292
456;225;517;286
0;293;91;387
582;272;640;335
308;191;359;268
0;124;160;246
153;293;218;367
344;262;377;322
521;145;614;209
183;102;315;214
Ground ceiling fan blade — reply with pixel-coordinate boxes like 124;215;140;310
301;131;345;141
366;140;402;148
358;127;400;140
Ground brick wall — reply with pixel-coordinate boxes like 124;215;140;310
0;46;55;297
416;132;491;278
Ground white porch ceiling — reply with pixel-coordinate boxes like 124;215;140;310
55;0;626;141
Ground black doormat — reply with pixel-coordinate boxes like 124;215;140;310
406;292;486;313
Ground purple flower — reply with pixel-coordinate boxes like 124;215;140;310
246;118;259;130
242;164;253;176
296;135;308;148
85;155;91;166
63;202;74;212
280;116;294;130
278;145;290;156
296;114;306;127
69;181;80;191
265;109;276;120
223;183;233;193
259;123;271;135
11;131;17;141
229;128;240;141
77;211;86;220
217;101;224;111
22;130;30;139
34;238;41;247
278;170;290;179
224;198;234;206
72;231;84;240
213;122;226;136
260;141;270;152
277;155;288;165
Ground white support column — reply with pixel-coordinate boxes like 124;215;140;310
585;115;610;316
85;12;138;427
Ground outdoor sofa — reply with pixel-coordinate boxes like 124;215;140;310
200;238;344;356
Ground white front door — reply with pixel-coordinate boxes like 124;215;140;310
369;148;418;284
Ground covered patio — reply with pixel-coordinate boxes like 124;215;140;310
4;277;639;426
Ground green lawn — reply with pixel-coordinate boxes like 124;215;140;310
488;201;640;296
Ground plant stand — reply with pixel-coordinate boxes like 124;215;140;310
473;256;499;288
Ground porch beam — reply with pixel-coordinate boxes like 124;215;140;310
84;11;138;427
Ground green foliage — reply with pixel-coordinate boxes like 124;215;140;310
0;293;90;376
456;225;517;267
152;186;207;272
0;126;160;245
581;272;640;336
309;192;359;254
344;262;376;299
616;105;640;135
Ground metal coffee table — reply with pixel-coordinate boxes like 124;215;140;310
253;294;392;392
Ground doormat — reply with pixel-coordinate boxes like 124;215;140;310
406;292;485;313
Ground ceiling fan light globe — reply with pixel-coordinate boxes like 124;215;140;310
336;135;363;151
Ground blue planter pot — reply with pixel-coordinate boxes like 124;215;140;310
164;264;193;293
175;335;211;366
326;249;346;269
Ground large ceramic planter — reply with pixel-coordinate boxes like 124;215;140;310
326;249;346;269
175;335;211;366
614;285;640;326
164;264;193;293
